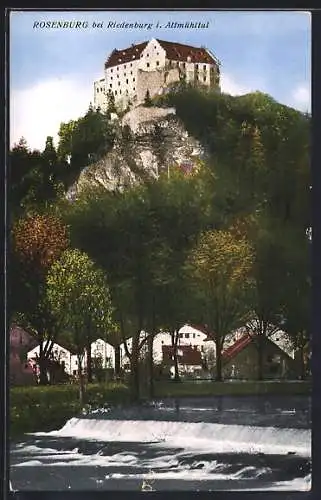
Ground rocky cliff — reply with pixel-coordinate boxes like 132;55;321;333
68;105;205;198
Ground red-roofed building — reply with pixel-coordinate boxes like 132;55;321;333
94;38;220;111
221;333;299;380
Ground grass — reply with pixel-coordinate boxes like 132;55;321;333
10;379;311;440
10;382;130;439
154;379;312;398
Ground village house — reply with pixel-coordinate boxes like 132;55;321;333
221;333;299;380
9;324;38;386
94;38;221;111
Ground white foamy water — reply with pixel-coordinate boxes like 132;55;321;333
31;418;311;457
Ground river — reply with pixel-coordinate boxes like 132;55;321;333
10;394;311;491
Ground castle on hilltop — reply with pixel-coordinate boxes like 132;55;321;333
93;38;221;112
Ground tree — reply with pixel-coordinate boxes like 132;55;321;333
186;230;255;381
46;249;114;404
10;213;69;383
144;89;152;107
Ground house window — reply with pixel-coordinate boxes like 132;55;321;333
146;62;150;68
126;79;128;84
185;333;190;339
193;333;196;338
156;61;160;66
179;333;183;338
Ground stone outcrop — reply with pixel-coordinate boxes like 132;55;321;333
68;105;205;198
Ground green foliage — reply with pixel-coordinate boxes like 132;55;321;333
57;106;115;189
46;249;114;354
10;382;130;437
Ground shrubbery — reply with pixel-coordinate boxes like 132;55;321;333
10;382;130;438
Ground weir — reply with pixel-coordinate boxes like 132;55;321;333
35;418;311;458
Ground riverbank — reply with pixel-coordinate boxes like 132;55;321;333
10;380;311;439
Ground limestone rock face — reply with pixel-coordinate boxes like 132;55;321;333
68;105;205;198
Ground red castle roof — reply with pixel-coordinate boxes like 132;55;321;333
105;39;217;69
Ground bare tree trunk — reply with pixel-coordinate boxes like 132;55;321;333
86;337;92;384
215;339;223;382
114;344;121;378
77;353;85;406
171;329;181;382
38;342;48;385
148;334;154;399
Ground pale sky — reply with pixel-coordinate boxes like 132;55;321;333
10;10;311;151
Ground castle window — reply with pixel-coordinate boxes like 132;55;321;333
115;90;117;95
97;88;99;93
195;64;199;70
117;74;119;78
185;333;190;339
111;76;113;80
124;65;126;69
109;84;112;88
130;63;133;66
124;73;126;76
146;53;149;57
146;62;150;68
117;66;119;71
156;61;160;66
133;87;136;91
126;89;128;95
126;79;128;84
110;69;113;72
130;71;133;75
203;64;207;71
119;89;122;94
133;77;135;82
203;76;206;82
118;81;120;86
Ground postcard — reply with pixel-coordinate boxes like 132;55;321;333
8;9;311;493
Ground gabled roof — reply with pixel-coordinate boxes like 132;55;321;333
156;39;217;65
105;39;217;69
222;333;295;364
105;41;148;68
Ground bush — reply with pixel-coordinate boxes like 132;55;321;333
10;382;130;438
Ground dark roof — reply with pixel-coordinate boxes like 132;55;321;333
222;334;252;363
105;41;148;68
222;333;294;364
156;39;216;65
105;39;217;69
162;345;202;366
